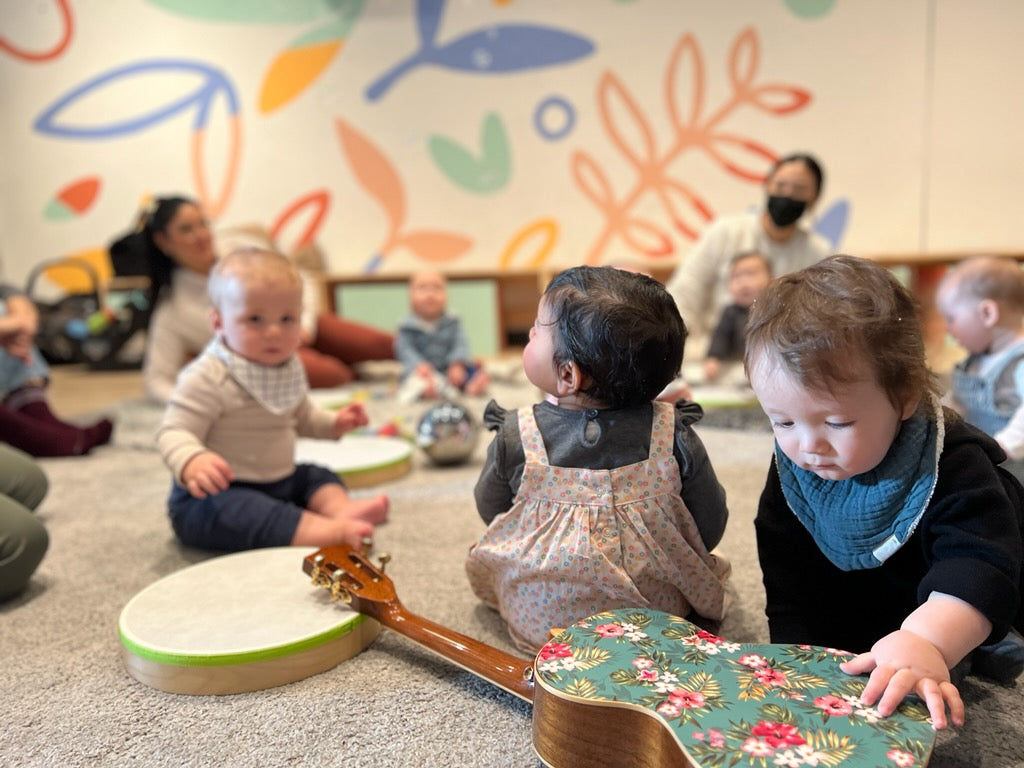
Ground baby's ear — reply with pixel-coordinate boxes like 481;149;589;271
978;298;1000;328
555;360;585;396
209;306;222;332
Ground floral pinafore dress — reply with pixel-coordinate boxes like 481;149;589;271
465;401;730;654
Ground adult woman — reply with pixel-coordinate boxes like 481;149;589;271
118;197;396;402
664;153;830;351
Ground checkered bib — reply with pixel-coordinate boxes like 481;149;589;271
466;401;730;654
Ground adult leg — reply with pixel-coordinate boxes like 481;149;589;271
0;445;49;600
297;346;356;388
311;315;395;366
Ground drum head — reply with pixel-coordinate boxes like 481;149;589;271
295;435;412;488
119;547;379;695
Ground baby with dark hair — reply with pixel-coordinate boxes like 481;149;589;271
467;265;731;653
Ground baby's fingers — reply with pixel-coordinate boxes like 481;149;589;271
915;679;964;730
839;652;876;676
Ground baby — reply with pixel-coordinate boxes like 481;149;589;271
936;255;1024;484
156;248;388;551
394;270;489;403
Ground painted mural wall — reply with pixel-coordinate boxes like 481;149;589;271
1;0;1021;289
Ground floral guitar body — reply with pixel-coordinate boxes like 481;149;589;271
303;546;935;768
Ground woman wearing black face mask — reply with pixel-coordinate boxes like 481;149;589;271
664;153;828;360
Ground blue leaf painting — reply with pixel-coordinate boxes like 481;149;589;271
367;0;594;101
813;199;850;250
34;59;239;139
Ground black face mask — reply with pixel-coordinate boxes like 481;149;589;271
766;195;806;227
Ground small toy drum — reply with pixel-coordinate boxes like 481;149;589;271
118;547;379;695
295;435;413;488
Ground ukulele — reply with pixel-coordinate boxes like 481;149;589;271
303;545;936;768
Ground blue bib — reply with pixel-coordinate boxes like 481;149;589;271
776;399;943;571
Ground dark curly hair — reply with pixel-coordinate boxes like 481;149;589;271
542;266;686;408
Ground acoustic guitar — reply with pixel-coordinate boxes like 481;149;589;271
303;545;936;768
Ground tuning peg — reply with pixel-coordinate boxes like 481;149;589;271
377;553;391;574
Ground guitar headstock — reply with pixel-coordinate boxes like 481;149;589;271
302;545;397;618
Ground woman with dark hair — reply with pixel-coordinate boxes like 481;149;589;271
665;153;829;352
115;196;396;403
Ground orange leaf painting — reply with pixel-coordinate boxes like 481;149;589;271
335;118;406;238
728;27;760;93
394;230;473;263
45;176;101;219
570;151;616;211
706;134;778;182
499;218;558;270
0;0;72;61
598;72;659;170
269;189;330;250
665;33;705;134
572;27;813;264
749;83;812;115
619;217;674;257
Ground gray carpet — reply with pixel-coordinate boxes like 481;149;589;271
1;379;1022;768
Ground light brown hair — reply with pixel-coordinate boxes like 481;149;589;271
744;254;940;410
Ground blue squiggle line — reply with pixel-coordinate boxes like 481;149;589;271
367;0;595;101
34;59;239;139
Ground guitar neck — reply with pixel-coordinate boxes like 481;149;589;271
369;599;535;703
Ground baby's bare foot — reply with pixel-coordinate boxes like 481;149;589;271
347;494;389;525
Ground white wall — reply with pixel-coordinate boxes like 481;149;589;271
1;0;1021;288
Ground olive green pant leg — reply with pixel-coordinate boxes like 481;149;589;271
0;444;49;600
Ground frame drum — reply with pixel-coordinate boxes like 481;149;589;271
295;435;413;488
119;547;379;695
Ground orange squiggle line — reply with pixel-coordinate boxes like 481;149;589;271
0;0;72;61
191;114;242;219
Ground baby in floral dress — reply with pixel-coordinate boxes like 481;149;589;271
467;266;731;653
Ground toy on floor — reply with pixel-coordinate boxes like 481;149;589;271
416;401;479;466
305;545;937;768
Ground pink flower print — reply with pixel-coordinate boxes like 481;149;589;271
751;721;806;748
740;737;775;757
538;642;572;661
632;657;655;670
773;751;805;768
637;668;659;682
825;646;851;657
886;749;917;767
692;731;705;741
707;728;725;748
814;695;853;717
595;623;625;638
656;701;681;717
668;688;705;709
738;653;768;668
695;628;722;643
795;744;828;765
754;667;788;687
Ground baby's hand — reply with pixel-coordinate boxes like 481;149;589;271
840;629;964;729
703;358;721;383
181;451;234;499
333;403;369;437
